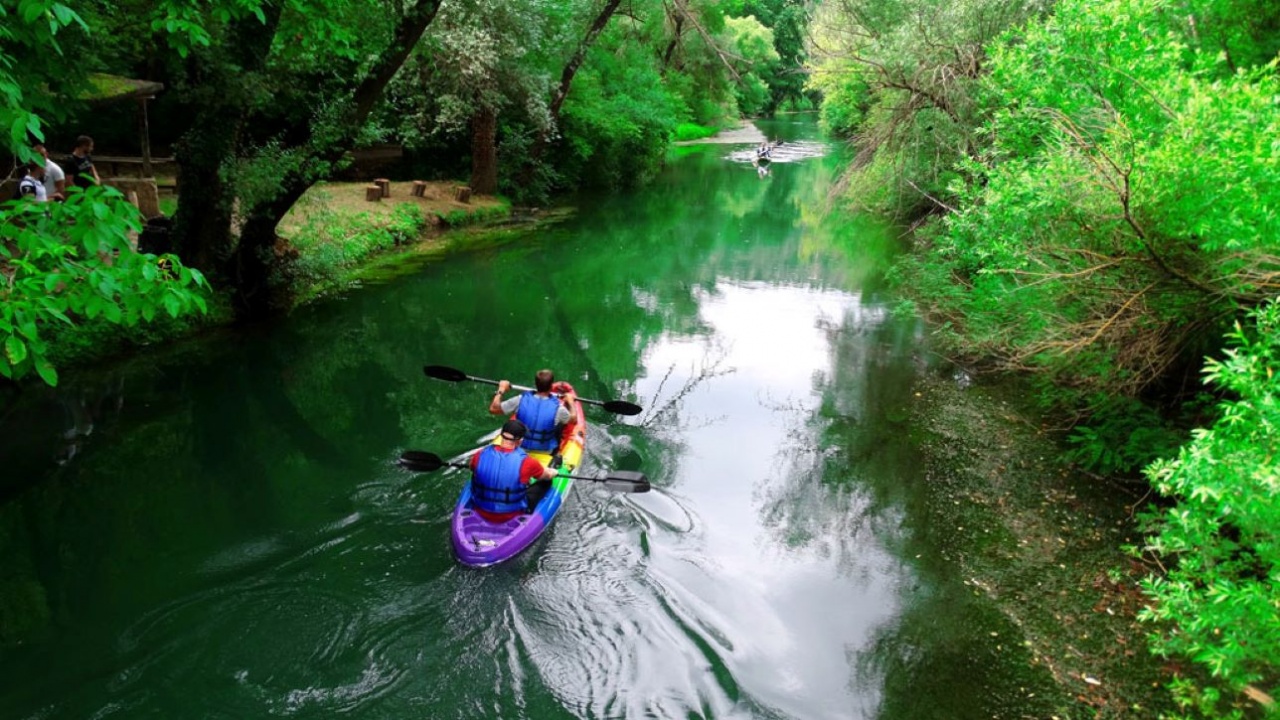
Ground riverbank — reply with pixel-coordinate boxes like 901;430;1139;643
40;181;511;378
274;180;509;304
909;371;1175;718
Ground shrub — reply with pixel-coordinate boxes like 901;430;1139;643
1137;301;1280;718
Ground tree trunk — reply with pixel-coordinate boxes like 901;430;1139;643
171;7;284;274
194;0;446;318
172;118;237;272
228;179;311;317
520;0;624;190
661;12;684;73
469;106;498;195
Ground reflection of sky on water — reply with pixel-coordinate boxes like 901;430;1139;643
630;280;909;719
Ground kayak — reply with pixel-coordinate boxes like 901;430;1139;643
450;381;586;567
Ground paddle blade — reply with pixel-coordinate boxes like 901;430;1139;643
598;471;650;493
423;365;468;382
601;400;643;416
399;450;445;472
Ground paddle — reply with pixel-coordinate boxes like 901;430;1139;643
423;365;643;416
398;450;651;494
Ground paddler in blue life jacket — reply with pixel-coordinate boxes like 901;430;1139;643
468;419;559;523
488;369;577;453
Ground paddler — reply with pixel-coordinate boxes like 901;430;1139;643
469;419;559;522
488;369;577;453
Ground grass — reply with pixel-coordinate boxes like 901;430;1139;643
277;180;504;236
275;180;509;303
673;122;719;142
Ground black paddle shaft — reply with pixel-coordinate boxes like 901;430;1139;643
397;450;650;493
423;365;642;416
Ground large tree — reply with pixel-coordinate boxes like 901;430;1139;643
152;0;445;315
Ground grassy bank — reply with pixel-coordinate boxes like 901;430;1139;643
908;372;1178;718
275;181;509;303
38;181;509;375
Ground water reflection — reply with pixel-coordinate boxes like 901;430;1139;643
627;280;912;719
0;118;1037;719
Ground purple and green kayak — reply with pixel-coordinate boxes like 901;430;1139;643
451;382;587;567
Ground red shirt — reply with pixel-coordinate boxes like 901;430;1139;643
469;447;547;522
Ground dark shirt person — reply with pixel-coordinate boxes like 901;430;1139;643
64;135;100;189
468;419;558;523
489;369;577;453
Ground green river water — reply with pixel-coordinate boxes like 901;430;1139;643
0;118;1059;719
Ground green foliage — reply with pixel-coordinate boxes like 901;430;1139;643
810;61;868;135
435;202;508;228
673;122;718;142
557;41;678;192
0;186;210;386
0;0;88;163
722;15;780;116
808;0;1041;215
872;1;1280;711
1137;301;1280;718
898;0;1280;402
723;0;812;111
1183;0;1280;73
279;196;431;293
1063;395;1185;475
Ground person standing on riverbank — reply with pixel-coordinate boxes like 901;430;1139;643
34;143;65;200
64;135;100;188
17;162;47;202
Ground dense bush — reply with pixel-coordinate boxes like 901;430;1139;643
1137;302;1280;718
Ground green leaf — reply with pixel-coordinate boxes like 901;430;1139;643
40;304;73;325
10;114;27;147
51;4;76;27
4;335;28;366
19;0;43;23
34;356;58;386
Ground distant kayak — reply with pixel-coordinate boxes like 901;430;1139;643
450;381;586;567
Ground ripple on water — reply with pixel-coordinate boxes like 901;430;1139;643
438;486;745;720
100;514;433;719
626;487;697;533
726;140;830;165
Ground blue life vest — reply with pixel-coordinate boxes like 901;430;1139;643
515;391;561;451
471;446;529;515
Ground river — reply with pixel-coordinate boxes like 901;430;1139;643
0;118;1056;719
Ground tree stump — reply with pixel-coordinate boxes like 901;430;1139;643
411;180;426;197
454;186;471;204
374;178;390;197
365;184;382;202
